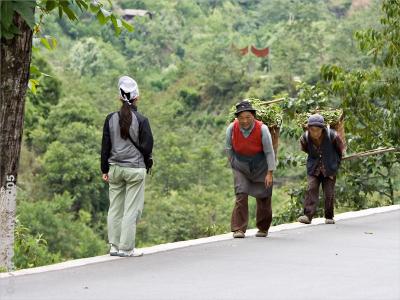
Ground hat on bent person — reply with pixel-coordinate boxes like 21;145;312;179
307;114;325;128
235;100;256;116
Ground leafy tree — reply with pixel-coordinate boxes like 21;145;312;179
25;55;61;147
41;123;106;213
17;192;107;261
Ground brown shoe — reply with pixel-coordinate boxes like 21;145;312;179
233;230;245;238
298;215;311;224
255;230;268;237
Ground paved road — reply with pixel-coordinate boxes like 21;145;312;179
1;210;399;300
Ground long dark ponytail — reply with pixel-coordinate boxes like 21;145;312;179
119;89;132;140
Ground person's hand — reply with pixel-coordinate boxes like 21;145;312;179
102;173;109;182
265;171;273;188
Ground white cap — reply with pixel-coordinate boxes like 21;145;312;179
118;76;139;100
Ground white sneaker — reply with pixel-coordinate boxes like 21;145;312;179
109;244;119;256
118;249;143;257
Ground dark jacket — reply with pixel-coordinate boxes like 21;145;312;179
101;106;153;174
300;128;344;177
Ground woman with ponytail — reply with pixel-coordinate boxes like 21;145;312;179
101;76;154;257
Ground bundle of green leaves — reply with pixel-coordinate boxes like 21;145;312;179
228;98;284;128
295;109;343;128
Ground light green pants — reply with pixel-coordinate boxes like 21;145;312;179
107;164;146;251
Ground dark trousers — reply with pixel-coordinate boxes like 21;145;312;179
231;193;272;233
304;175;336;220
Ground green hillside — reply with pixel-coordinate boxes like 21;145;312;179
14;0;399;269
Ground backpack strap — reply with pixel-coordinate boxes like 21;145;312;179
327;127;337;143
327;127;331;142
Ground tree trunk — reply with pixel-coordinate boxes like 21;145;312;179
0;13;33;271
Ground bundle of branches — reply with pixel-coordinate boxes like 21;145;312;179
295;108;346;149
228;98;284;156
295;109;343;128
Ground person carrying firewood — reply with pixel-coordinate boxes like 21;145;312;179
297;114;345;225
226;100;276;238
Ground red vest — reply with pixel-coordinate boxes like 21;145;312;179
232;119;263;156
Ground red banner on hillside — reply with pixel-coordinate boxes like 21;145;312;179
250;46;269;57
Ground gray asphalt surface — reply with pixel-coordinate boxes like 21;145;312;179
1;210;399;300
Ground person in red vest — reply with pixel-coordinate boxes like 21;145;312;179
226;100;276;238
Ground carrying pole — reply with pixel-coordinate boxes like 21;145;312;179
343;147;399;161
